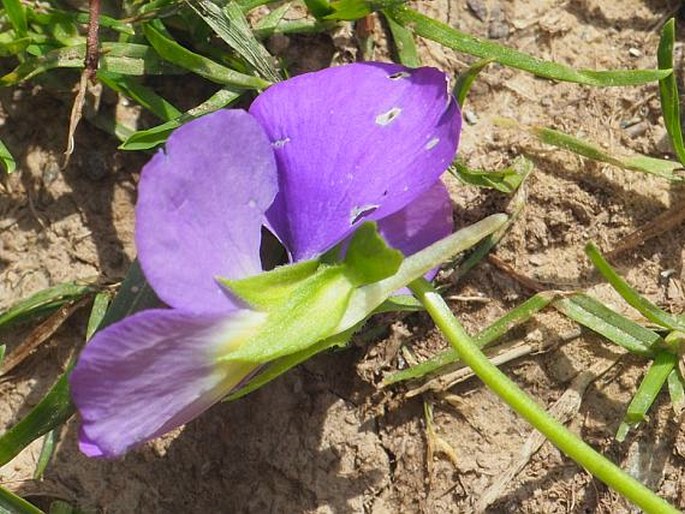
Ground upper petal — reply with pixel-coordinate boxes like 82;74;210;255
69;308;266;458
377;180;453;258
136;109;278;314
250;62;461;261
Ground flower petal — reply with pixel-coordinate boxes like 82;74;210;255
136;110;278;314
70;308;266;457
377;180;453;258
250;62;461;261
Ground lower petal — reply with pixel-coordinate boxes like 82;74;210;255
70;308;266;458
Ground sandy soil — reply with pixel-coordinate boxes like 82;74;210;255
1;0;684;512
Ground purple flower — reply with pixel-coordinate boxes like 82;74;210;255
70;62;461;458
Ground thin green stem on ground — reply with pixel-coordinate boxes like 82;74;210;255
408;278;678;514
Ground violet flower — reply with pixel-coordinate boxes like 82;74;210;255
70;62;461;458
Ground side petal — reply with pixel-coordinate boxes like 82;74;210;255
69;308;266;458
376;180;453;258
250;62;461;261
136;109;278;314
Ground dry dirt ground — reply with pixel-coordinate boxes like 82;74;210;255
1;0;685;512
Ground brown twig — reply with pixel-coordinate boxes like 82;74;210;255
0;298;89;376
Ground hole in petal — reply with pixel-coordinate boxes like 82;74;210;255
375;107;402;126
247;199;257;208
388;71;411;80
272;137;291;149
425;137;440;150
350;204;379;225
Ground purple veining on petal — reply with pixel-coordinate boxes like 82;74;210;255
136;109;279;314
70;308;265;457
250;62;461;261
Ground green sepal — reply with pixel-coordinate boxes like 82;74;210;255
219;265;354;363
220;260;320;310
344;222;403;286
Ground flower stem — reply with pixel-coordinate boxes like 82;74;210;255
409;278;678;514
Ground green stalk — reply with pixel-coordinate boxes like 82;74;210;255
408;278;678;514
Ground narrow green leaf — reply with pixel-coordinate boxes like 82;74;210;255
119;87;242;150
142;22;271;89
226;327;354;400
236;0;276;11
0;485;44;514
190;0;281;83
0;281;95;330
0;345;5;366
33;429;57;479
383;11;419;67
0;34;30;57
556;294;660;356
453;58;492;107
85;292;111;341
617;350;677;441
386;6;671;87
667;367;685;414
0;139;16;174
374;295;424;314
323;0;401;20
451;155;531;193
0;373;73;468
253;10;328;38
97;70;182;121
0;43;181;86
2;0;28;37
657;18;685;165
385;291;555;384
532;126;684;182
48;501;79;514
0;261;158;468
585;243;685;332
303;0;333;18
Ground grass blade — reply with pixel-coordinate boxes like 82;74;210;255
97;70;182;121
556;294;660;356
142;22;270;89
385;291;555;384
667;367;685;414
531;126;684;182
383;11;419;67
0;262;158;467
453;58;492;107
0;43;181;86
616;350;677;441
189;0;281;83
120;86;242;150
0;139;16;174
33;429;57;479
657;18;685;165
585;243;685;332
451;155;531;193
386;6;671;87
1;0;28;37
0;281;96;330
0;485;44;514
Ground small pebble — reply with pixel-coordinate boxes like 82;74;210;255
623;120;649;139
488;21;510;40
466;0;488;22
628;47;642;58
464;110;478;125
